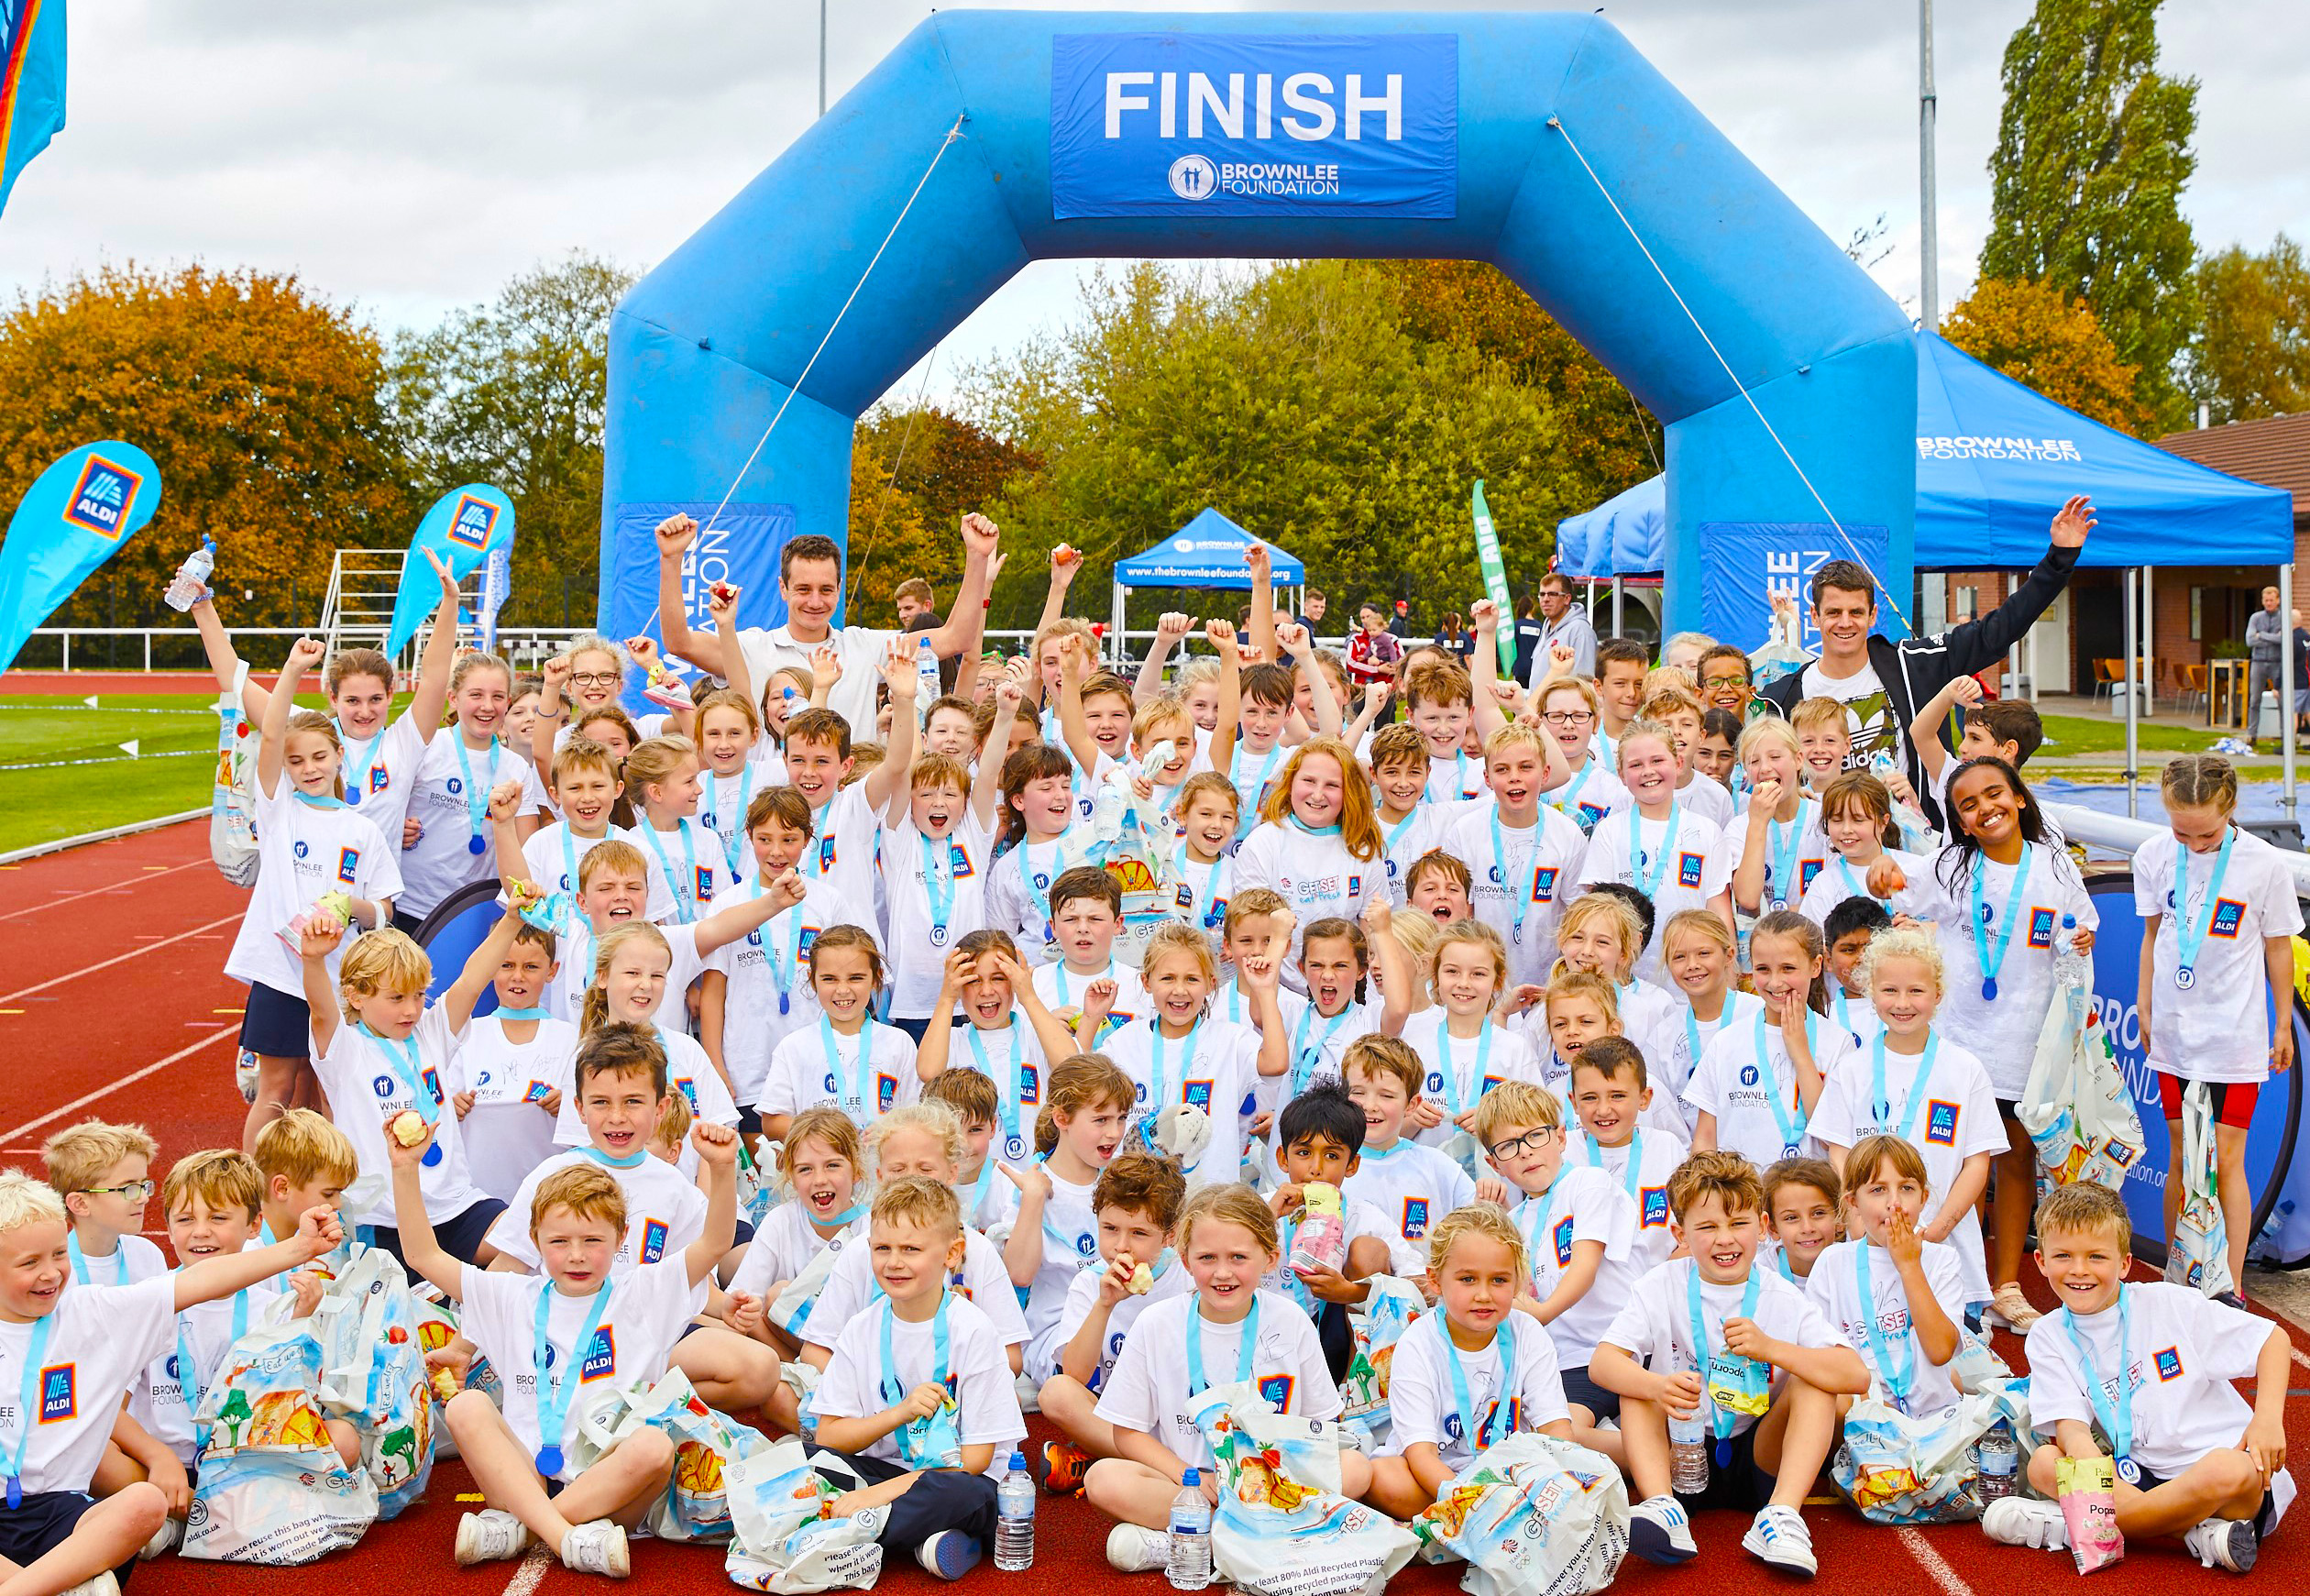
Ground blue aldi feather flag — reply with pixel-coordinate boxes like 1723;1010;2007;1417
0;441;161;672
0;0;66;222
383;484;514;657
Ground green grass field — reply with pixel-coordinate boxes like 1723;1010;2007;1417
0;695;223;853
2033;711;2223;758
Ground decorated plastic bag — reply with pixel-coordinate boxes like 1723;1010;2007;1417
183;1308;379;1562
2167;1083;2234;1297
769;1239;848;1343
1834;1391;1990;1524
210;660;259;887
2019;960;2142;1193
1090;758;1181;969
1189;1380;1417;1596
569;1368;767;1541
1339;1274;1425;1450
315;1248;435;1519
1409;1432;1630;1596
723;1437;886;1593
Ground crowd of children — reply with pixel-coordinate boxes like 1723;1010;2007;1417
6;507;2303;1596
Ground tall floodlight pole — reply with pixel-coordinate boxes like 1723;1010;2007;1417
1919;0;1940;329
819;0;828;116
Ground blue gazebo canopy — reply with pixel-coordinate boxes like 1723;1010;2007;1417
1114;508;1305;590
1556;332;2295;577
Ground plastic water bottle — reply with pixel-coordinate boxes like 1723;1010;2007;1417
996;1449;1035;1570
164;538;214;612
2052;911;2088;993
1167;1469;1212;1590
1977;1417;2018;1501
1667;1350;1710;1493
915;636;941;724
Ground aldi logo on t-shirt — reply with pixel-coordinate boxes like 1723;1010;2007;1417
336;846;361;885
1677;853;1704;889
1551;1215;1576;1268
2027;908;2057;950
817;837;838;872
948;842;974;879
1925;1101;1960;1146
1182;1079;1216;1113
367;765;390;795
1347;875;1362;898
1257;1373;1294;1413
2155;1347;2184;1381
877;1073;900;1113
1019;1065;1041;1106
2210;898;2248;940
1532;867;1559;903
1800;859;1825;893
1402;1198;1431;1240
1641;1188;1670;1229
639;1218;669;1262
578;1326;617;1382
38;1363;76;1423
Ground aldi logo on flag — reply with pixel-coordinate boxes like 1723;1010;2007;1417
62;456;141;539
447;494;500;552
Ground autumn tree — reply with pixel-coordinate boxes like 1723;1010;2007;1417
1942;277;2151;435
844;405;1039;619
390;252;635;625
0;264;415;636
2187;236;2310;425
1980;0;2198;427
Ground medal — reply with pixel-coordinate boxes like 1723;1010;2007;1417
2118;1458;2141;1484
2175;968;2194;991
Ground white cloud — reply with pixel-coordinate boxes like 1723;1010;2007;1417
0;0;2296;400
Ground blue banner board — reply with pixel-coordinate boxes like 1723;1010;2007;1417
1050;33;1458;220
600;501;797;709
1697;521;1889;653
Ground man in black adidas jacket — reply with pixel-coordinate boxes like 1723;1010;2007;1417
1758;494;2097;827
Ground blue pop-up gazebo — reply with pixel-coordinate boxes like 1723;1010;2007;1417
1109;508;1305;660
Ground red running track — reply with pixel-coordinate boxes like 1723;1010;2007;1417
6;819;2310;1596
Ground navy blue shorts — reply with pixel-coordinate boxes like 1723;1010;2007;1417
237;981;312;1060
366;1197;507;1268
0;1491;131;1585
737;1105;764;1137
1674;1424;1776;1513
2134;1465;2279;1539
1560;1364;1622;1424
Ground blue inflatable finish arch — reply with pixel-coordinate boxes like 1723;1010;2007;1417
601;10;1916;641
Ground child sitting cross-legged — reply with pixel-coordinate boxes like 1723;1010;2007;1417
389;1104;741;1576
1085;1183;1371;1573
808;1177;1030;1581
1984;1182;2293;1574
1804;1136;1969;1422
1363;1203;1575;1516
1034;1154;1191;1497
0;1168;340;1596
1590;1150;1868;1577
1262;1081;1415;1381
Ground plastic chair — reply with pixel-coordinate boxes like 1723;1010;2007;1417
2090;658;2118;702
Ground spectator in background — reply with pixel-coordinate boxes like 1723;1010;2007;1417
1511;592;1545;684
1388;598;1412;640
894;577;940;630
1347;601;1405;721
1295;589;1328;637
1433;611;1474;662
1520;570;1597;688
2293;608;2310;742
2248;584;2285;751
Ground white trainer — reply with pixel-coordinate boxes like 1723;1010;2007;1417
1628;1493;1699;1564
2184;1516;2260;1573
1106;1523;1173;1572
559;1519;630;1578
1982;1496;2069;1551
456;1509;534;1566
1742;1504;1817;1577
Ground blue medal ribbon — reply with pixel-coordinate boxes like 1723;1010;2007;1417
494;1006;552;1021
1432;1017;1493;1119
337;723;383;807
577;1144;649;1170
1230;742;1282;835
66;1234;123;1287
1383;809;1421;869
1968;842;2037;1003
1441;1315;1519;1455
1185;1293;1260;1397
1685;1263;1766;1467
1749;1011;1814;1159
1581;1130;1645;1202
708;764;758;882
820;1016;874;1119
171;1286;251;1436
1291;1002;1355;1095
293;789;349;811
877;1291;957;1468
1629;802;1684;900
965;1021;1032;1163
1148;1018;1203;1127
640;819;702;924
1853;1244;1914;1411
1764;798;1814;911
2059;1285;2140;1482
362;1022;445;1168
1868;1032;1942;1143
920;831;958;947
1173;843;1226;930
450;732;500;857
1831;853;1892;910
1548;759;1594;821
532;1278;614;1479
2172;827;2238;993
1017;841;1057;944
6;1315;55;1507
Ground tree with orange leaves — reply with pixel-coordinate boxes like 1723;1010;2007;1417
1941;277;2153;435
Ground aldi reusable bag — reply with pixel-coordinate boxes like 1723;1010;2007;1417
1409;1432;1630;1596
723;1437;886;1593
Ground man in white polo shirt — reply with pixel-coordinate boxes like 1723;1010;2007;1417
654;510;1000;734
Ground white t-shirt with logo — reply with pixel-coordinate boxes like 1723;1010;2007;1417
760;1019;919;1131
1019;1170;1103;1371
1403;1018;1545;1153
2024;1281;2297;1502
1513;1166;1640;1369
1050;1257;1193;1392
2134;829;2305;1084
1342;1140;1475;1260
1805;1239;1969;1417
225;780;403;999
735;623;899;741
137;1277;287;1465
1031;959;1150;1055
398;732;533;919
335;714;429;845
984;835;1076;966
1599;1259;1850;1437
1232;821;1380;980
1379;804;1458;905
1094;1289;1339;1470
1444;804;1590;988
1545;760;1628;835
707;876;861;1109
310;1005;490;1227
1723;798;1832;915
446;1014;580;1204
1795;847;1931;929
1569;1129;1688;1273
517;821;663;903
1575;809;1733;985
881;814;996;1018
457;1258;698;1483
1683;1010;1861;1172
1383;1310;1569;1473
487;1148;708;1280
1805;1031;2006;1303
1908;843;2097;1097
552;1025;738;1179
802;1227;1030;1352
1659;991;1766;1114
0;1276;176;1494
1101;1017;1264;1185
813;1290;1028;1478
796;784;884;941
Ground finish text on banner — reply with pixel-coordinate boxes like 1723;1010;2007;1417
1697;521;1888;652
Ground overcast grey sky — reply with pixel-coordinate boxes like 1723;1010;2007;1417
0;0;2300;407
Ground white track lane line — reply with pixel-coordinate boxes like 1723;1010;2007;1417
0;1024;237;1144
0;913;239;1006
1898;1526;1977;1596
500;1543;553;1596
0;857;208;922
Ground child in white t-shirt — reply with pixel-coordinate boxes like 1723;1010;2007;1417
1986;1182;2292;1573
1546;890;1683;1112
1364;1204;1574;1517
1084;1183;1372;1571
1657;909;1764;1119
2136;754;2305;1293
1806;927;2004;1306
1685;911;1852;1170
1339;1037;1487;1271
984;743;1082;967
1590;1150;1867;1577
759;926;919;1142
1760;1157;1842;1287
724;1106;869;1359
1565;1040;1687;1273
1368;903;1544;1166
1231;738;1385;979
1726;718;1827;918
40;1120;168;1290
878;681;1019;1029
447;920;577;1204
1574;719;1735;985
1001;1057;1137;1380
1028;867;1150;1051
808;1177;1029;1579
516;736;638;900
1437;720;1582;989
1805;1136;1969;1421
1260;1082;1416;1357
388;1106;740;1577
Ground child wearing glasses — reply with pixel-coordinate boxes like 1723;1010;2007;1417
40;1121;167;1290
